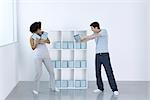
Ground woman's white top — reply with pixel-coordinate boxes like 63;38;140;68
31;32;50;58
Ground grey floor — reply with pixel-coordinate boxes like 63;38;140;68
6;81;149;100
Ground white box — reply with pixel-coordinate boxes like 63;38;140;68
75;80;81;87
68;80;74;87
61;80;68;87
68;60;74;68
80;43;87;49
54;41;61;49
74;60;81;68
74;43;81;49
56;60;61;68
62;60;68;68
80;60;87;68
62;41;68;49
80;80;86;87
51;60;56;68
68;41;74;49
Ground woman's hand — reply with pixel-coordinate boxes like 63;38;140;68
39;38;50;44
35;39;40;44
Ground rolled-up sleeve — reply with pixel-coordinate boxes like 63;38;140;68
85;33;100;41
100;29;107;37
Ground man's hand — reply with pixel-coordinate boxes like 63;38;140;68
80;33;100;42
80;37;87;42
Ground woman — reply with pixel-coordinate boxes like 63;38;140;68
29;22;59;95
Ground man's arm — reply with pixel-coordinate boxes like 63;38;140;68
80;33;100;42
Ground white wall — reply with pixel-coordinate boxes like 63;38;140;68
18;0;148;81
146;0;150;97
0;43;19;100
147;0;150;81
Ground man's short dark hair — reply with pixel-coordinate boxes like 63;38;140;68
90;22;100;29
30;21;41;33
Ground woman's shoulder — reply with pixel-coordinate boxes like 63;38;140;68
31;33;40;40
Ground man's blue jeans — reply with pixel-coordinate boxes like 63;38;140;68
95;53;118;92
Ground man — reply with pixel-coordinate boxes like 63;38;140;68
80;22;119;95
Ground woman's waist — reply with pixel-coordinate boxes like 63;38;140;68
34;45;49;53
36;44;48;49
36;43;47;47
33;49;49;58
34;48;49;53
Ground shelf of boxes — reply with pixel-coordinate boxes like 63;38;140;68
47;30;87;89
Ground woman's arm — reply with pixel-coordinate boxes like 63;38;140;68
39;32;50;44
39;38;50;44
30;36;38;50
